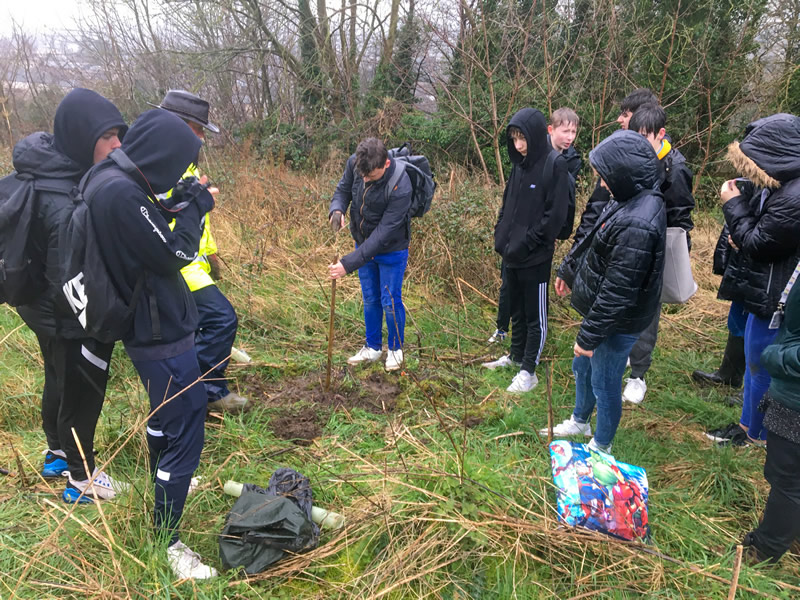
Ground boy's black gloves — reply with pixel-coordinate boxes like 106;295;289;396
162;176;215;214
330;210;343;233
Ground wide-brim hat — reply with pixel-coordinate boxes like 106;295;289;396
148;89;219;133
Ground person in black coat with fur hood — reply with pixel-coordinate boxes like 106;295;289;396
546;130;666;453
705;114;800;447
482;108;569;394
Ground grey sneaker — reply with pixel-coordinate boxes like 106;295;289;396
481;355;521;370
208;392;248;414
540;416;592;437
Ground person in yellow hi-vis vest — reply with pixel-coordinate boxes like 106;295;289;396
152;90;247;414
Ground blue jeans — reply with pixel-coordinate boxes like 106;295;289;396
572;333;640;448
728;301;747;338
357;249;408;351
741;312;777;441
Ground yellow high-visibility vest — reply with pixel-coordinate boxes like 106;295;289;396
167;163;217;292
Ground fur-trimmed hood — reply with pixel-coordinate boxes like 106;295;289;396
727;113;800;189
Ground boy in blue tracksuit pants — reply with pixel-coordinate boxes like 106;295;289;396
88;109;217;579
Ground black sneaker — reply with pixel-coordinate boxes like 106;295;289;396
716;427;749;447
704;422;740;442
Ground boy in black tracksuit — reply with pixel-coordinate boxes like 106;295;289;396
13;88;127;492
485;108;569;393
88;109;217;579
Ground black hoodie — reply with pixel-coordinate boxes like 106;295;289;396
561;130;666;350
88;110;212;358
494;108;569;268
719;113;800;320
15;90;127;338
54;88;129;170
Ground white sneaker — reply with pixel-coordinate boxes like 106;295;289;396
187;476;201;496
481;355;520;370
623;377;647;404
506;369;538;393
347;345;382;365
167;540;218;579
64;469;130;502
588;437;613;454
540;415;592;437
385;349;404;372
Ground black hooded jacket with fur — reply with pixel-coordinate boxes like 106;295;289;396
559;130;666;351
718;113;800;320
494;108;569;268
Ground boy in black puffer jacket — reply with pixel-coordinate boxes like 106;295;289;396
548;130;666;453
483;108;569;393
13;88;128;495
88;109;217;579
705;113;800;447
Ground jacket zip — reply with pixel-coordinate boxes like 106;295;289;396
767;263;774;296
359;181;372;238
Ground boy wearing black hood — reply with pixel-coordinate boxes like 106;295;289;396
548;130;666;453
483;108;569;393
12;88;128;497
87;109;217;579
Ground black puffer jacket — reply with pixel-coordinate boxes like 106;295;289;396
494;108;569;268
718;113;800;320
571;137;693;249
558;130;666;351
329;156;412;273
89;110;210;359
14;89;127;338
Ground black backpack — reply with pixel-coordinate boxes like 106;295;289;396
386;143;436;218
60;159;148;344
539;149;577;241
0;172;47;306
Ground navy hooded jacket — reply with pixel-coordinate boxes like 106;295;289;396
15;89;127;338
494;108;569;268
559;130;666;350
88;109;213;358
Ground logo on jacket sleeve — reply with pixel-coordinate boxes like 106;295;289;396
63;272;87;329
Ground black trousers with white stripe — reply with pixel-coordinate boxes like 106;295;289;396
36;333;114;480
507;260;551;373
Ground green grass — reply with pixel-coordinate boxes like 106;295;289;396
2;167;799;598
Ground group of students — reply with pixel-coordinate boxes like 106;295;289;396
9;83;800;579
326;88;800;564
13;88;246;579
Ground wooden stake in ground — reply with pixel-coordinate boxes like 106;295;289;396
728;544;744;600
325;253;338;392
546;361;554;445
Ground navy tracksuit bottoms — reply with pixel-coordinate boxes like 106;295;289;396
193;284;238;402
132;347;206;546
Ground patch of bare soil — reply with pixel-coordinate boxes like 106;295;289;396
240;369;403;444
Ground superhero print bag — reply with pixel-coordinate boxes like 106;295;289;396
549;440;650;541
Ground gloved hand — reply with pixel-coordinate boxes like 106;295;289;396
194;187;215;215
330;210;344;233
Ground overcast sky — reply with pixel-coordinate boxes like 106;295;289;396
1;0;85;37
